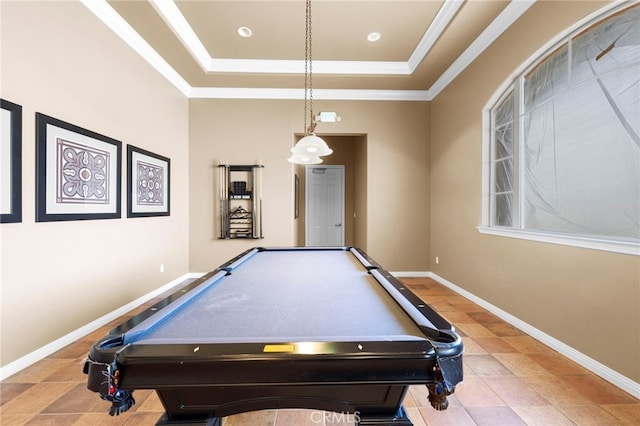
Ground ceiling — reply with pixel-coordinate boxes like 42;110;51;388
84;0;537;101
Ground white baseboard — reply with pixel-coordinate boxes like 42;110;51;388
425;271;640;400
0;272;201;381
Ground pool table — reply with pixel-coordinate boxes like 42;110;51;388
84;247;463;425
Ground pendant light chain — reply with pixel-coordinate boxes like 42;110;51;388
304;0;316;135
288;0;332;164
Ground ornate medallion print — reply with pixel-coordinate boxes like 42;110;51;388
137;160;164;205
56;138;110;204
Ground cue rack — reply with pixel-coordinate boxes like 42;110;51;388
218;162;264;239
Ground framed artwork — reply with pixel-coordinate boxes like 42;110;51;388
35;113;122;222
1;99;22;223
127;145;170;218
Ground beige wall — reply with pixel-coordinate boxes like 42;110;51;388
430;1;639;382
188;100;429;272
353;135;368;250
0;1;190;367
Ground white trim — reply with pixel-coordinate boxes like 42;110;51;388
426;0;536;99
79;0;191;97
428;271;640;399
0;272;202;381
190;87;430;101
477;227;640;256
189;87;305;100
207;59;411;76
479;0;640;256
480;1;630;115
149;0;211;71
481;106;492;226
314;89;428;102
150;0;455;77
81;0;532;101
407;0;465;72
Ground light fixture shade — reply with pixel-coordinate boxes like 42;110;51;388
291;134;333;157
287;153;322;164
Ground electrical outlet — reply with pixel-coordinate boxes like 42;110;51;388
435;257;439;265
160;264;165;273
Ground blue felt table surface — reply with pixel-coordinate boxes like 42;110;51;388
129;250;424;344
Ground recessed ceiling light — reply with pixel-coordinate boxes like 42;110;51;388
367;32;381;42
237;26;253;38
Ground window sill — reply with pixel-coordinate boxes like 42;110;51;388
477;227;639;256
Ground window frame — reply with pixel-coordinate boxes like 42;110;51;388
480;1;639;256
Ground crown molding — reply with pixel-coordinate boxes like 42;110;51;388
189;87;431;102
408;0;465;72
150;0;210;71
82;0;540;101
207;59;411;75
151;0;459;76
80;0;191;97
427;0;536;99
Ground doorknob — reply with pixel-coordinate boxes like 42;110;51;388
335;223;342;227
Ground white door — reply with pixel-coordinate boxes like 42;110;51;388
306;166;344;246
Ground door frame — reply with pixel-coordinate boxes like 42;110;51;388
305;165;345;247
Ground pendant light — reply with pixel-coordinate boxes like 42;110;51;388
287;153;322;164
288;0;332;164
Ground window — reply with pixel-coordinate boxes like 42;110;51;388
482;3;639;255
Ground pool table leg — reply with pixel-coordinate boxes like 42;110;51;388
357;405;413;425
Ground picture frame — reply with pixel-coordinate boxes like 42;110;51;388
127;145;170;218
35;113;122;222
1;99;22;223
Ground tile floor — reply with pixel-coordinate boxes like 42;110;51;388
1;277;638;425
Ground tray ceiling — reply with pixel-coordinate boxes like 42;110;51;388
84;1;536;100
